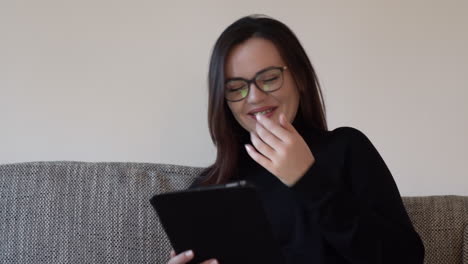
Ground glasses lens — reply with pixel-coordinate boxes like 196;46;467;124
225;80;249;101
256;68;283;92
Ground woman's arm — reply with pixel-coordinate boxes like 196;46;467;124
291;127;425;264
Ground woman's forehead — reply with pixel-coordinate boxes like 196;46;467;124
225;37;285;79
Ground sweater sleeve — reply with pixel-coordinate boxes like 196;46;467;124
290;127;424;264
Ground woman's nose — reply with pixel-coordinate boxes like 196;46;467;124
246;82;267;103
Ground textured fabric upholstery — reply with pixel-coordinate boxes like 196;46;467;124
403;196;468;264
464;226;468;264
0;161;467;264
0;161;202;264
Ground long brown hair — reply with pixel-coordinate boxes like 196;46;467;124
199;14;328;185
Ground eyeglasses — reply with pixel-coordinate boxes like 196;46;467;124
224;66;288;102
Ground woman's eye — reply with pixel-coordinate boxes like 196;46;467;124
228;86;246;92
262;76;279;83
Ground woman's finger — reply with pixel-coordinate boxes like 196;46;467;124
170;249;176;258
250;132;275;159
279;113;297;134
256;114;290;141
200;259;219;264
245;144;272;170
167;250;194;264
255;121;282;150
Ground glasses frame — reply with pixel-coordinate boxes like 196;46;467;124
224;66;288;102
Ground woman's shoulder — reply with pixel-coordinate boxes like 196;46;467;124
328;126;369;141
189;166;216;189
308;126;382;173
189;168;208;189
311;126;374;151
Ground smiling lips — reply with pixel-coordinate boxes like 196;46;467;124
248;106;278;120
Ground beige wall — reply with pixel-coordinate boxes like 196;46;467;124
1;0;467;196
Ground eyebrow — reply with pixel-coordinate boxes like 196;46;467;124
225;66;279;82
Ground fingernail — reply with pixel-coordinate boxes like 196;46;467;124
211;260;218;264
185;250;193;257
245;144;250;151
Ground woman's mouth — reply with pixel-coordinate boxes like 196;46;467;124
248;107;277;120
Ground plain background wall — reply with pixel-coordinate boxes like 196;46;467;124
1;0;467;196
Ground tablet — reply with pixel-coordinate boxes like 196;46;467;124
150;180;286;264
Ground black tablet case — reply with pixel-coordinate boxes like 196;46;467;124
150;181;286;264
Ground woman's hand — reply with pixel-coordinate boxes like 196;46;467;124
167;249;218;264
245;113;315;186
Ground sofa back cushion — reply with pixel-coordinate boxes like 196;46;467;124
403;196;468;264
464;225;468;264
0;161;201;264
1;161;467;264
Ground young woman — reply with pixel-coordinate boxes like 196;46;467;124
167;14;425;264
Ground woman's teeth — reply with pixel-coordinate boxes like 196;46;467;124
254;108;274;116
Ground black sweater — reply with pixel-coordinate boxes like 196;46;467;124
192;124;425;264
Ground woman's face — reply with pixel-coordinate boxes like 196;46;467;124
225;37;300;133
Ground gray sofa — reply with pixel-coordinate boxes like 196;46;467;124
0;161;467;264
